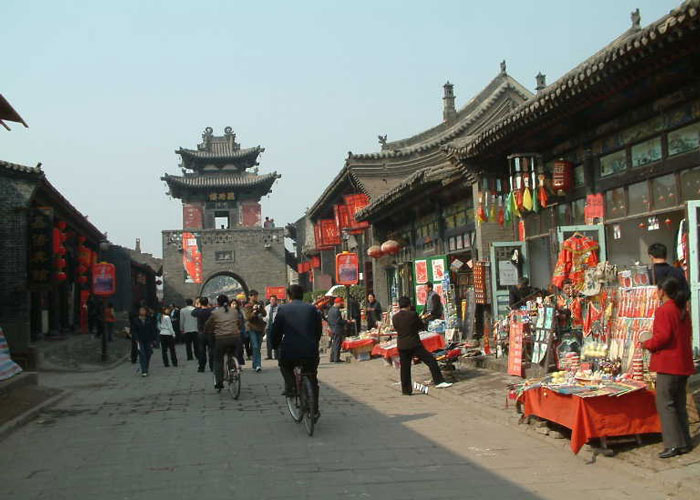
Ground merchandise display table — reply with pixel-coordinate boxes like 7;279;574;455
518;386;661;453
371;332;446;360
341;338;376;351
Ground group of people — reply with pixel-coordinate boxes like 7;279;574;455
128;290;282;378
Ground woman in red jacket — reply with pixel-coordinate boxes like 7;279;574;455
642;277;695;458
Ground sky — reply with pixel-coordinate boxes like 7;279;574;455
1;0;681;257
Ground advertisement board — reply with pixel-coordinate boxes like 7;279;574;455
335;252;359;285
92;262;116;296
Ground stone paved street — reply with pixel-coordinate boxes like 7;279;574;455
0;345;685;500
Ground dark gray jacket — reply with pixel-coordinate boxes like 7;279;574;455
271;300;323;360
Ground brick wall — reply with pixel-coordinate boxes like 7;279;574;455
162;228;287;304
0;175;37;355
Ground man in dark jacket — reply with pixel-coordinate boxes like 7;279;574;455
243;290;267;372
131;306;157;376
366;293;383;330
648;243;689;293
393;296;451;395
271;285;323;415
327;297;351;362
192;297;214;372
420;282;443;325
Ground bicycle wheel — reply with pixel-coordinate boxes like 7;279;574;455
286;391;302;422
228;356;241;400
301;376;315;436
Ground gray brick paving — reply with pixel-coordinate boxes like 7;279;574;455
0;345;675;499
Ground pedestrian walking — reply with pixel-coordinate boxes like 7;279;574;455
171;303;182;343
205;295;243;391
104;302;116;342
131;306;156;376
264;295;280;360
244;289;267;372
365;293;382;330
393;296;451;395
159;306;178;367
236;293;252;360
129;300;146;363
642;277;695;458
192;297;214;372
327;297;351;362
179;299;199;361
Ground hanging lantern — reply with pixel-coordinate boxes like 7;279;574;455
638;222;646;229
78;275;88;284
664;218;673;228
57;220;67;231
55;272;67;281
380;240;400;255
56;245;67;256
78;235;86;244
552;160;573;195
77;264;87;274
367;245;383;259
56;257;67;269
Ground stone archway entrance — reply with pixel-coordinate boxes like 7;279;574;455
200;272;247;303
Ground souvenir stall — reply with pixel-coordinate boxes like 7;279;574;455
341;310;397;361
506;233;668;453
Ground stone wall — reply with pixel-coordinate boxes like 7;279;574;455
162;227;287;304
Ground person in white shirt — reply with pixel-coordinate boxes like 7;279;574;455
179;299;199;361
264;295;280;360
159;306;178;367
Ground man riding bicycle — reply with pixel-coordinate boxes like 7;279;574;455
270;284;322;418
204;294;243;391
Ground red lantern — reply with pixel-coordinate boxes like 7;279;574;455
56;245;67;256
55;272;67;281
664;218;673;228
552;160;573;195
56;257;67;268
367;245;383;259
77;265;87;274
380;240;400;255
638;222;646;229
57;220;67;231
78;235;86;244
78;275;88;284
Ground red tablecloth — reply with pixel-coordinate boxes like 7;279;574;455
371;332;446;359
341;338;376;351
518;386;661;453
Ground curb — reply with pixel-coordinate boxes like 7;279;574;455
38;352;130;373
0;389;70;442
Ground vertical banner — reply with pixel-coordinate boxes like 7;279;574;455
311;256;321;268
507;321;524;377
240;201;262;227
415;260;428;284
183;203;204;229
182;232;203;284
333;204;351;232
321;219;341;246
28;207;54;287
344;193;370;233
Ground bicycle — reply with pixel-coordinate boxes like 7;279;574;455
215;349;241;399
285;365;318;436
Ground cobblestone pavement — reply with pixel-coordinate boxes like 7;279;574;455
0;345;685;500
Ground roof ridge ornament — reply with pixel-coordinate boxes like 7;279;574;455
378;134;388;148
200;127;213;151
631;8;641;30
500;60;507;75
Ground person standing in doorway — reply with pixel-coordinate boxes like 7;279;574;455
642;277;695;458
366;293;383;330
327;297;351;362
265;295;280;360
394;296;451;395
192;297;213;372
131;306;156;376
244;290;267;372
104;302;116;342
179;299;199;361
159;306;178;367
648;243;689;292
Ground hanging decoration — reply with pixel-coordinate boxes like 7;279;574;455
380;240;400;255
552;160;573;195
367;245;383;259
537;174;549;208
497;196;505;227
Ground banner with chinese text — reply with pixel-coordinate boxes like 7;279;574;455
344;193;370;233
320;219;341;246
182;232;203;284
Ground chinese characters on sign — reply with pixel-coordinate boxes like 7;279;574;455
265;286;287;300
344;194;370;233
208;192;236;201
28;207;54;287
507;320;524;377
182;232;203;284
183;203;204;229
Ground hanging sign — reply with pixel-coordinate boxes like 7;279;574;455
265;286;287;299
182;232;203;283
498;260;519;286
333;204;351;231
344;193;370;233
335;252;359;285
507;321;524;377
321;219;341;246
92;262;116;296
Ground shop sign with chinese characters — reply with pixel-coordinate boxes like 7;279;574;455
208;192;236;201
28;207;54;287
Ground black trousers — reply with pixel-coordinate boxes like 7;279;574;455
130;336;138;363
330;333;344;362
399;345;444;394
183;331;199;360
198;332;213;371
279;357;319;413
655;373;692;449
265;330;278;359
213;336;243;387
160;335;178;366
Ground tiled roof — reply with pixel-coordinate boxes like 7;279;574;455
162;172;280;190
452;0;700;159
0;159;42;176
177;145;264;161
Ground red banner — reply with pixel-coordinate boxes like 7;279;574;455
311;256;321;268
183;203;204;229
182;232;203;283
344;193;370;233
336;252;359;285
507;321;524;377
334;204;351;231
265;286;287;299
92;262;116;296
240;201;261;227
321;219;340;246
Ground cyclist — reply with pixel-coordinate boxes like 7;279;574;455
204;294;243;391
270;284;322;418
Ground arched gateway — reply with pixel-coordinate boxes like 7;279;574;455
200;272;247;303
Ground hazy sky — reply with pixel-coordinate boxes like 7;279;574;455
1;0;680;257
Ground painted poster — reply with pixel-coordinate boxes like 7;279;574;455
182;232;203;284
507;322;524;377
336;252;359;285
240;201;261;227
415;284;428;307
92;262;116;296
183;203;204;229
415;259;428;284
434;283;446;304
431;259;445;282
